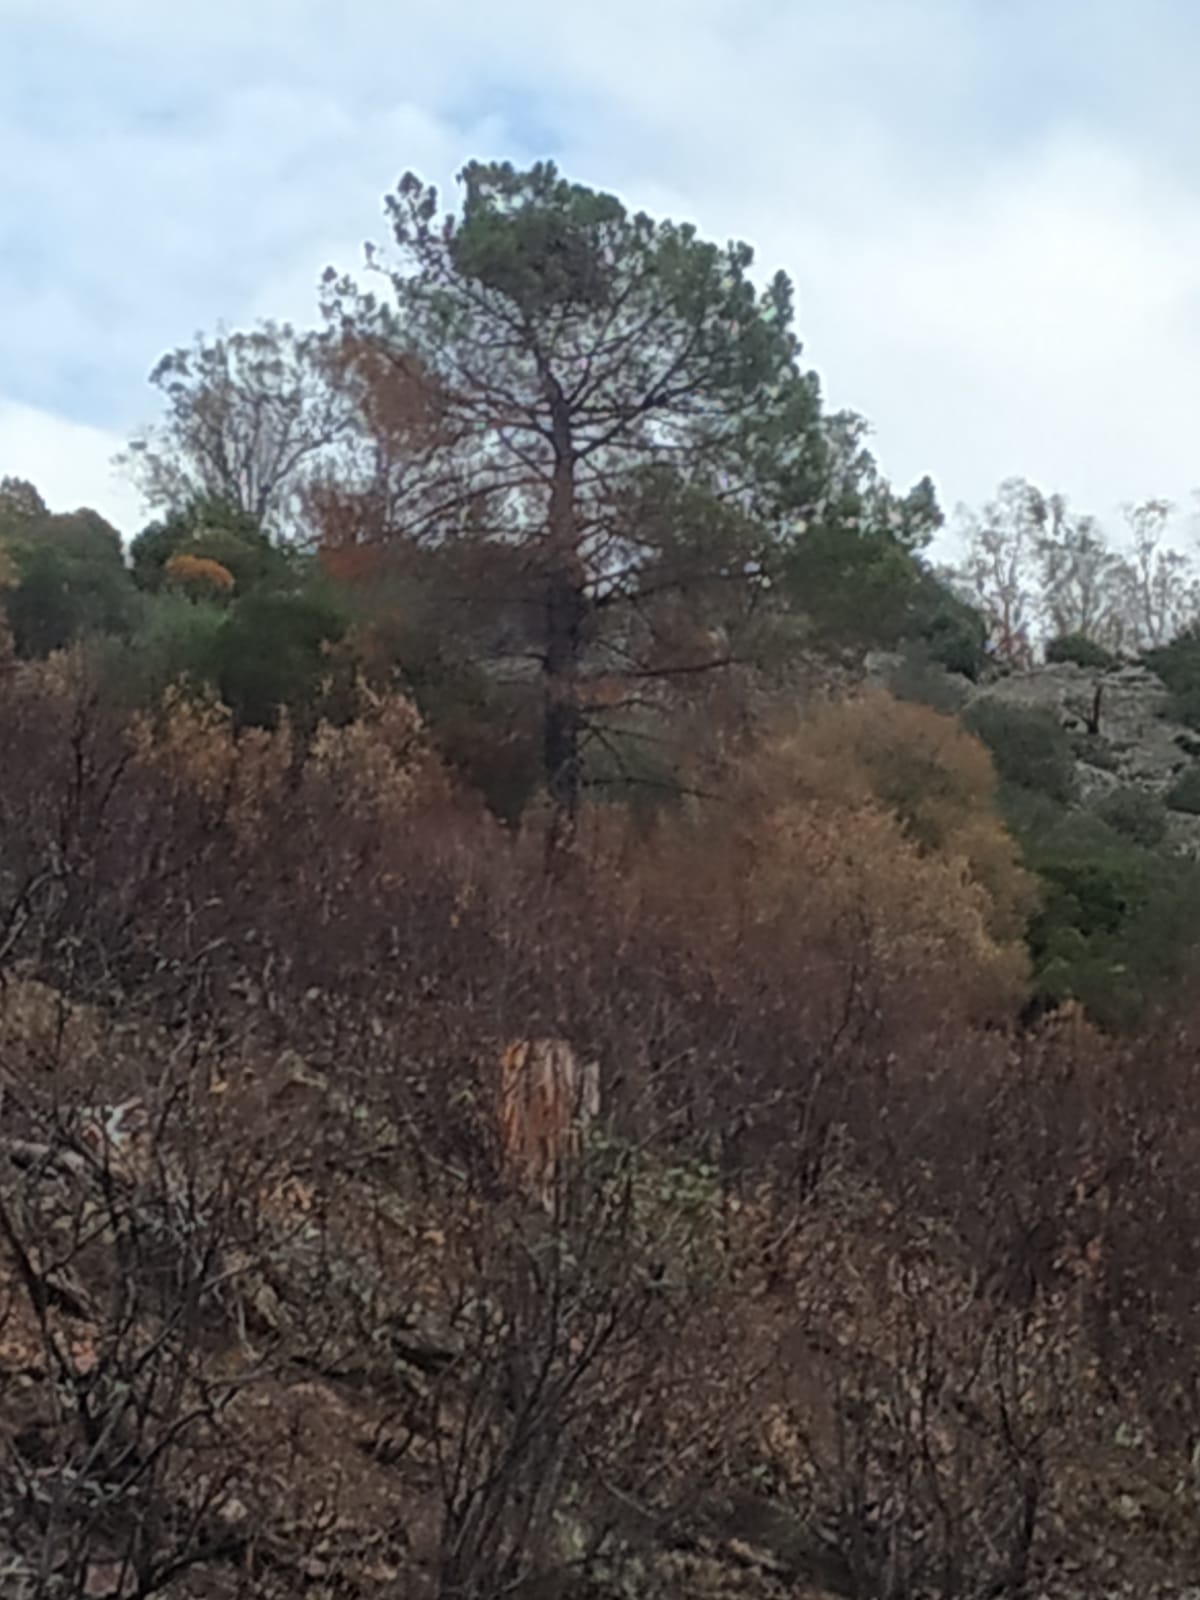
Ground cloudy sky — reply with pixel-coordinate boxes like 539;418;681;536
3;0;1200;553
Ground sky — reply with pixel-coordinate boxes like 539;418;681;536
3;0;1200;557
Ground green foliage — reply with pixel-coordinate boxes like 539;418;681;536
780;523;922;649
886;645;970;714
813;412;945;552
130;496;281;594
341;156;834;525
887;473;945;551
963;700;1076;803
214;588;350;731
778;521;982;672
957;702;1200;1028
104;592;228;708
129;521;184;591
916;588;990;679
1019;811;1200;1029
2;507;138;657
1146;628;1200;731
1166;766;1200;815
1046;632;1118;670
1095;785;1168;847
0;476;48;530
614;466;773;620
323;547;545;820
448;161;627;315
992;780;1070;845
405;660;542;826
1168;688;1200;733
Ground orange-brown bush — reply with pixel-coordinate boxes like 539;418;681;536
162;551;236;596
569;697;1031;1211
757;690;1038;942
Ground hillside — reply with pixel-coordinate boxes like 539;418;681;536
4;968;1200;1600
865;652;1200;837
3;659;1200;1599
970;661;1200;839
7;157;1200;1599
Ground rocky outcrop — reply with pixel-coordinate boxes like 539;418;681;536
969;662;1191;789
867;652;1200;857
967;660;1200;855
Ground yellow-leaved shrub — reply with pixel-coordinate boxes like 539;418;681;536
605;690;1035;1035
757;690;1037;945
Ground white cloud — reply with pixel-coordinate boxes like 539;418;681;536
765;127;1200;534
6;0;1200;561
0;402;147;535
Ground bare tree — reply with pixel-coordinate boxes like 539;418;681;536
0;1045;288;1598
116;321;354;536
952;478;1047;665
1037;496;1129;651
1116;497;1200;649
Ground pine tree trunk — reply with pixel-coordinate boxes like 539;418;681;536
540;370;584;843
